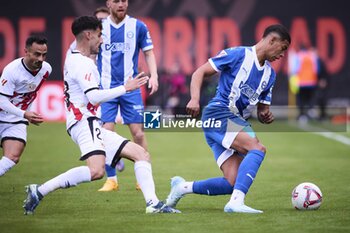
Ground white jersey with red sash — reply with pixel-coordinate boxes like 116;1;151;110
0;58;51;123
63;50;100;130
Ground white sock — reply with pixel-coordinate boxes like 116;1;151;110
134;161;159;205
107;176;118;182
180;181;194;195
229;189;245;205
0;156;16;176
38;166;91;196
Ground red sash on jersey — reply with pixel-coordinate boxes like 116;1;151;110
12;71;50;110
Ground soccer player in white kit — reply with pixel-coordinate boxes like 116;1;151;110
23;16;180;215
96;0;159;192
0;35;51;177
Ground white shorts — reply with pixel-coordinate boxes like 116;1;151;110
0;122;27;145
69;117;128;166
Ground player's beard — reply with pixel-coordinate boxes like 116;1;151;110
92;46;100;55
90;42;101;55
112;10;126;23
32;61;43;70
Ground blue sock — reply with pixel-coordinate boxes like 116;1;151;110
193;177;234;195
234;150;265;194
105;164;116;177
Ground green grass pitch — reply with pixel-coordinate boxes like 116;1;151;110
0;122;349;233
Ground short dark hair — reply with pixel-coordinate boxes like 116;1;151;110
25;35;48;48
94;6;109;17
71;16;103;36
263;24;291;44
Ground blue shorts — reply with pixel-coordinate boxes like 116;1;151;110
100;89;144;124
202;103;255;167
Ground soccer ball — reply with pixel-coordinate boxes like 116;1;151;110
291;182;323;210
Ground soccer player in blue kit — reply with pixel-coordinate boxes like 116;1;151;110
97;0;158;191
23;16;179;215
166;24;291;213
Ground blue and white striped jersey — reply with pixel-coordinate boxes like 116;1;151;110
97;15;153;89
208;46;276;118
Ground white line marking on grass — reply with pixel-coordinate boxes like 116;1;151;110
314;132;350;146
300;124;350;147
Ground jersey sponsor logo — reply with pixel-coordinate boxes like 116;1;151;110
105;42;130;52
12;91;38;110
239;82;259;102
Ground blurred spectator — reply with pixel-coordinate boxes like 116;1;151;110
288;45;319;123
164;64;188;114
315;57;330;121
93;6;109;20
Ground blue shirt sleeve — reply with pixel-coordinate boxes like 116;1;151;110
137;20;153;51
209;47;244;72
259;69;276;104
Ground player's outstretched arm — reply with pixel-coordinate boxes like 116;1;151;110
86;72;149;105
124;72;149;92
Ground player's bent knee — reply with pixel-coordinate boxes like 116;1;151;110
121;141;151;162
133;131;145;144
250;142;266;154
225;176;236;186
140;151;151;161
89;168;105;180
133;150;151;162
129;124;144;138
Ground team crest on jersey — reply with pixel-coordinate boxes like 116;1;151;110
27;83;37;91
127;31;134;39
